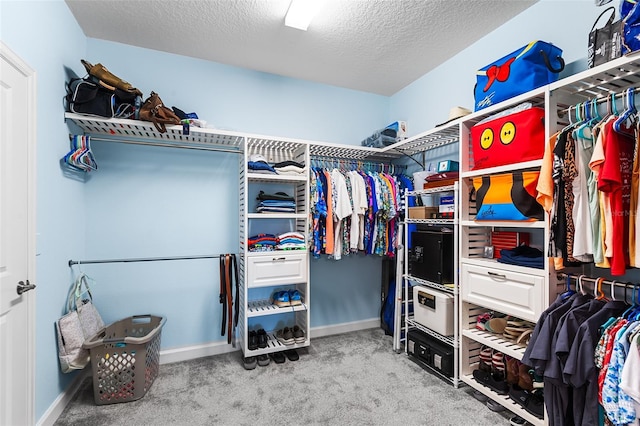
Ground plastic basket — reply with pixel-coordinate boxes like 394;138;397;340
83;314;166;405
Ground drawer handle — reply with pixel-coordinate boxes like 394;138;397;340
487;271;507;279
272;257;286;262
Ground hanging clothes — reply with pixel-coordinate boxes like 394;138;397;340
309;163;406;260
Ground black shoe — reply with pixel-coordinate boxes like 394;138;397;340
284;349;299;361
510;415;528;426
270;351;286;364
257;328;268;348
248;330;258;351
243;356;257;370
257;354;270;367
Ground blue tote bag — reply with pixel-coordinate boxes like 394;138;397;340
474;41;564;111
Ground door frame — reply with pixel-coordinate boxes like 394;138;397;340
1;40;37;425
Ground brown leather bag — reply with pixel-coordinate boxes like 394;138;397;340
139;92;181;133
81;60;142;97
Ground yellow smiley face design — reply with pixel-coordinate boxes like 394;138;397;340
500;122;516;145
480;128;494;150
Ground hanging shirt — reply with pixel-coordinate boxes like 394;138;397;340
331;169;352;260
598;119;634;276
323;169;335;255
349;171;367;251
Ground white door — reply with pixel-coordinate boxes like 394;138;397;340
0;41;37;426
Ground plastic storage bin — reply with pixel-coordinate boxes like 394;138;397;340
83;314;166;405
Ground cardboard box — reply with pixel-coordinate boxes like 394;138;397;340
408;207;437;219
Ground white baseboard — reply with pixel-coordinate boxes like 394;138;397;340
309;318;379;339
36;369;90;426
160;318;380;364
40;318;381;425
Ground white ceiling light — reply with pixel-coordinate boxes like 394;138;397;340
284;0;323;31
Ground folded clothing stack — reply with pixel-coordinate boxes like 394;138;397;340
257;199;295;213
273;160;305;176
497;244;544;269
256;191;296;213
247;155;305;176
277;232;305;250
248;233;277;252
248;154;276;174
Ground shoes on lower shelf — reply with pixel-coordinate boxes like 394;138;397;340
472;369;509;395
509;386;544;419
276;327;295;345
248;330;258;351
256;328;268;348
292;325;305;343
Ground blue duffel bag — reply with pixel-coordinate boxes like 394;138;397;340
474;40;564;111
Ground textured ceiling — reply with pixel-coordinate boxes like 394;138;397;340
65;0;538;96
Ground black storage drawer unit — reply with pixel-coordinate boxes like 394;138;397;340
407;329;454;378
409;230;454;284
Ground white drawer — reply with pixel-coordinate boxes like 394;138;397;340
461;263;543;322
246;253;308;288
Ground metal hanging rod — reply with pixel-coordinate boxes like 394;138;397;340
561;86;640;118
310;157;407;172
89;137;243;154
557;272;639;302
68;254;228;267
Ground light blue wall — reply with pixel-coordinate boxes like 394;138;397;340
0;0;613;422
1;0;88;420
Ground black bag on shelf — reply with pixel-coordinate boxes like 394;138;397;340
66;77;140;119
588;6;622;68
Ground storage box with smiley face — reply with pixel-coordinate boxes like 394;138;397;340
470;107;545;171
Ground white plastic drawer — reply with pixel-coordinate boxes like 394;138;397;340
246;253;308;288
461;263;543;322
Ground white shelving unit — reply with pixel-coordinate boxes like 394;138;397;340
392;121;461;387
239;136;311;358
456;51;640;425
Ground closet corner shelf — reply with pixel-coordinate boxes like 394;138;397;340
64;113;244;151
406;318;456;347
460;160;543;178
461;328;527;360
247;213;307;219
403;274;455;294
460;219;546;229
246;173;307;182
388;124;460;156
460;258;547;277
460;375;544;426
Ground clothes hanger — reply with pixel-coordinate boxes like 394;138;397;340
614;87;636;133
595;277;608;301
560;274;575;301
577;274;586;295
